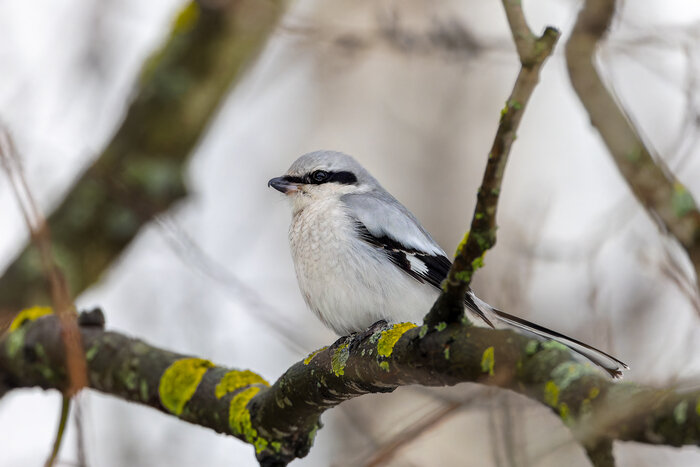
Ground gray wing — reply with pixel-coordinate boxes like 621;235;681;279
342;191;496;328
341;191;445;256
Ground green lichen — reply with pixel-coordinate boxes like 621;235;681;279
674;400;689;425
507;99;522;110
158;358;214;415
435;322;447;332
304;346;328;365
418;325;428;339
5;326;27;359
379;361;390;372
85;345;99;362
9;306;53;331
525;340;539;355
443;346;450;360
331;342;349;376
696;396;700;416
541;340;568;352
471;254;485;271
140;380;149;401
377;323;416;358
215;370;268;399
454;270;472;283
308;423;320;445
672;182;695;218
270;441;282;453
544;380;559;407
551;362;597;390
624;147;642;163
481;346;495;376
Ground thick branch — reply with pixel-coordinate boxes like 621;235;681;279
0;0;284;323
428;2;560;325
566;0;700;285
2;311;698;466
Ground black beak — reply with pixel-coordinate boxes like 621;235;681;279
268;176;300;194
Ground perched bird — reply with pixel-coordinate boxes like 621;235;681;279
268;150;628;377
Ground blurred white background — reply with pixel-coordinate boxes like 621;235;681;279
1;0;700;465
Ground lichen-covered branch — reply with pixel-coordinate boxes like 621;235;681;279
566;0;700;286
2;310;698;466
0;0;284;324
428;2;560;325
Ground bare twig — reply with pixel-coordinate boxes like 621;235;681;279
0;125;88;466
566;0;700;288
426;1;560;324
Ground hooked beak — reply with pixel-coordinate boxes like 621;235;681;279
268;176;300;194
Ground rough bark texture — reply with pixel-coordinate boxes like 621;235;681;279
2;311;698;466
0;0;284;326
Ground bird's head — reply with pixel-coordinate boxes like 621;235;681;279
268;151;376;213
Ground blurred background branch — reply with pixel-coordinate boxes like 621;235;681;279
0;0;285;327
566;0;700;288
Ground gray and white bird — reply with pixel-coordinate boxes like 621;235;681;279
268;150;628;377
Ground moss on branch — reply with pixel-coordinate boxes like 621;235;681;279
1;311;698;466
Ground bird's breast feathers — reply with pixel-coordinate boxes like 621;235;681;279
289;198;441;334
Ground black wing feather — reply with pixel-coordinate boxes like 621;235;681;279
354;222;494;327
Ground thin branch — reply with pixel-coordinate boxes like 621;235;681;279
427;2;560;325
2;311;698;466
566;0;700;287
0;124;87;465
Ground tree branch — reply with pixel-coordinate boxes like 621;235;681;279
0;0;284;323
566;0;700;286
2;311;698;466
428;1;560;325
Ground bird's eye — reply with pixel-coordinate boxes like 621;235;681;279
311;170;329;183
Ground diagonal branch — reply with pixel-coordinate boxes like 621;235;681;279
2;310;698;466
566;0;700;287
428;1;560;324
0;0;285;323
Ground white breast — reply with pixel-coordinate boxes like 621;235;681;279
289;199;439;335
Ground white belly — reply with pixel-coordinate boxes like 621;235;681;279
289;200;438;335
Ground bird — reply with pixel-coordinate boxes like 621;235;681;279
268;150;628;377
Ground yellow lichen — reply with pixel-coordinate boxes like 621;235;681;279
229;386;260;442
303;346;328;365
173;2;200;34
480;346;495;376
377;323;416;358
559;402;570;423
544;380;559;407
9;306;53;332
215;370;268;399
455;231;470;256
158;358;214;415
588;386;600;400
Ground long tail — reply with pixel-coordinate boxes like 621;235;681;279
467;291;629;378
